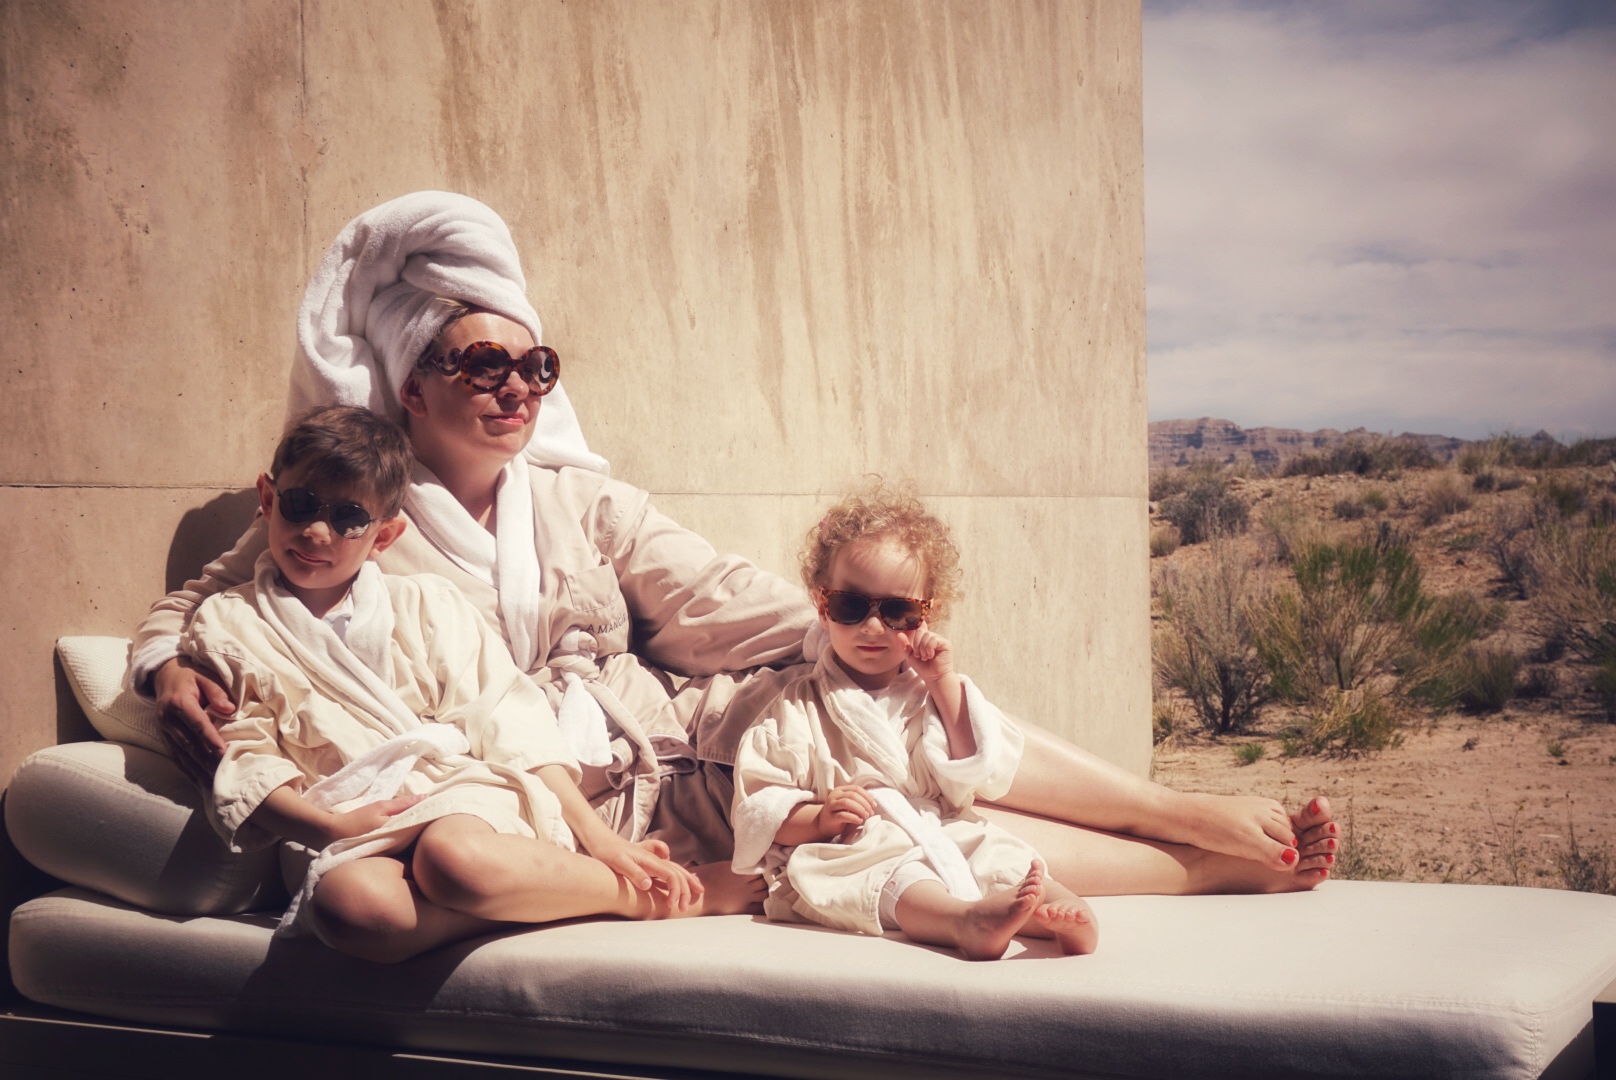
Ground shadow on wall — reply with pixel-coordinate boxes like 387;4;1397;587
165;489;261;594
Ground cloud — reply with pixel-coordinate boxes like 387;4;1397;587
1145;0;1616;438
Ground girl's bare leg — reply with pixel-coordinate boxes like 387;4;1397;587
988;722;1338;877
894;872;1043;961
311;855;501;963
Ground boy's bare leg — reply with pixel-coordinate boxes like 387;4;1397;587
976;805;1331;897
893;870;1043;962
691;862;768;915
311;855;500;964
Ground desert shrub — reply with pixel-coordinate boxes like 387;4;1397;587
1459;432;1616;471
1448;646;1519;713
1149;469;1188;503
1487;504;1536;599
1155;541;1271;734
1541;476;1588;518
1233;742;1266;766
1159;478;1249;546
1516;664;1559;700
1296;686;1403;754
1152;698;1182;745
1558;832;1616;895
1332;498;1366;521
1594;654;1616;722
1591;493;1616;528
1258;535;1427;702
1360;488;1389;512
1525;520;1616;670
1283;437;1436;479
1559;437;1616;468
1149;524;1182;558
1419;471;1473;525
1470;468;1498;493
1259;498;1327;566
1331;800;1407;880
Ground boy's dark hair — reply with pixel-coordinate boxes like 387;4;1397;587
271;406;413;517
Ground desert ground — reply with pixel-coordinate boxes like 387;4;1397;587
1147;444;1616;891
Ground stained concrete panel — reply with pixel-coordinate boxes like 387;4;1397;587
0;0;302;487
297;0;1145;499
0;1;1149;792
651;491;1152;774
0;486;260;784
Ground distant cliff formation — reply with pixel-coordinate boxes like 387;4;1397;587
1148;417;1471;472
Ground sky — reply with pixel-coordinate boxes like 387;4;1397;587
1143;0;1616;440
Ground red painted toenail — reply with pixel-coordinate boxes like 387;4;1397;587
1281;848;1297;865
1325;854;1335;864
1309;799;1320;815
1329;823;1339;835
1328;839;1337;850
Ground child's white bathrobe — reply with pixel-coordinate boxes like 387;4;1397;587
731;652;1037;936
182;553;578;941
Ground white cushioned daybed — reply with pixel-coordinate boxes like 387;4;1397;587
5;638;1616;1080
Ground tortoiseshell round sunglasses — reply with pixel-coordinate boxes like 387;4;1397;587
418;341;560;395
816;589;933;632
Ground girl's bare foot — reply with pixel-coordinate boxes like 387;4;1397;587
1031;892;1099;955
954;865;1044;961
689;863;767;916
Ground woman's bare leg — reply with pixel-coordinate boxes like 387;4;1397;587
976;804;1330;896
311;855;501;963
989;722;1337;876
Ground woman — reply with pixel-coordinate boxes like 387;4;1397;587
139;192;1336;904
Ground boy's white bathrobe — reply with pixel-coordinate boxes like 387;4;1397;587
181;553;579;941
731;652;1036;937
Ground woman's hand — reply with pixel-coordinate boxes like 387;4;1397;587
322;794;425;847
816;784;877;840
154;656;236;783
899;626;955;685
589;835;704;912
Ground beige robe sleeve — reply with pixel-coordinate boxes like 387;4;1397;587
132;514;269;695
919;675;1026;807
186;616;304;853
399;575;580;784
730;701;818;875
586;480;816;677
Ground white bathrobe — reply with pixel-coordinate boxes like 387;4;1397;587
181;556;579;940
731;652;1036;937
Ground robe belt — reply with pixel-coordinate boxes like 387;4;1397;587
302;723;471;811
867;787;983;902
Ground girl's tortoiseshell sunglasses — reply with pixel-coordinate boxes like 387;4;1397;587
816;588;933;632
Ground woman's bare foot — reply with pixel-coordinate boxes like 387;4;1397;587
954;866;1044;961
1290;796;1337;879
688;863;767;916
1177;791;1299;871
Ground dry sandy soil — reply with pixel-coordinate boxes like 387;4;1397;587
1149;464;1616;891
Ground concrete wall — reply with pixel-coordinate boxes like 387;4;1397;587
0;0;1149;789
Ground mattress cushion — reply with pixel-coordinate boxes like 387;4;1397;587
11;880;1615;1079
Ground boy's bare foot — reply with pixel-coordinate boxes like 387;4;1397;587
689;863;767;916
955;865;1043;961
1032;893;1099;955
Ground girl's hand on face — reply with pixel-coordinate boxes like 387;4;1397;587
816;785;877;840
898;626;955;685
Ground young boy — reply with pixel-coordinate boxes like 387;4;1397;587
732;485;1098;960
183;406;701;962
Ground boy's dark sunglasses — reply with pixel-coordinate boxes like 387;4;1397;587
419;341;560;395
817;589;933;632
275;487;378;540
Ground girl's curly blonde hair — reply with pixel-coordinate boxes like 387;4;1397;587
799;481;963;624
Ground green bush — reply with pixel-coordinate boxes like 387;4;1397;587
1360;488;1389;512
1419;472;1473;525
1451;646;1519;712
1526;520;1616;669
1149;524;1182;558
1155;542;1270;734
1233;742;1266;766
1541;477;1588;518
1333;498;1367;521
1297;687;1403;754
1159;479;1249;546
1283;437;1437;479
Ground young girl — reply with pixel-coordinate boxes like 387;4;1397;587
732;485;1098;960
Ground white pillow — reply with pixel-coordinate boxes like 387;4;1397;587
55;636;166;755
